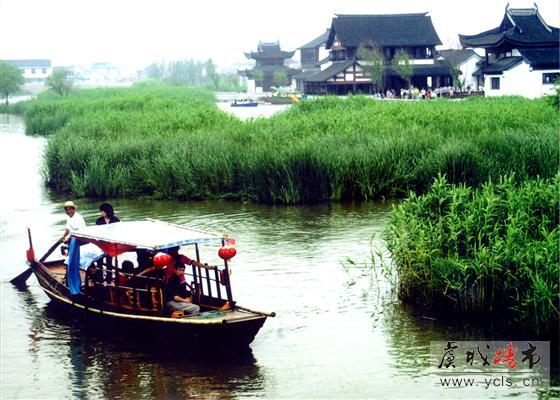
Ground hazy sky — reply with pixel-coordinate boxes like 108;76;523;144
1;0;558;72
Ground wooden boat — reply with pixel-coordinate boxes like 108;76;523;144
264;96;294;105
23;220;274;349
230;99;258;107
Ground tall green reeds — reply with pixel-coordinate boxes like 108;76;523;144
20;85;560;203
384;174;559;333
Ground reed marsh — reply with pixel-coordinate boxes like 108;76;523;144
21;85;558;203
384;174;559;332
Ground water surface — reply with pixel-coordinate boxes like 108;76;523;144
0;114;552;399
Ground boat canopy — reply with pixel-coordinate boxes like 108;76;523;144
71;220;230;257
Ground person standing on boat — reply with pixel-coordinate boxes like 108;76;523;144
164;264;200;315
95;203;120;225
60;201;86;243
94;202;120;283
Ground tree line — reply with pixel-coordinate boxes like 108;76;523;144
144;59;245;91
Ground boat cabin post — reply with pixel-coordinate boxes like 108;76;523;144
221;238;234;305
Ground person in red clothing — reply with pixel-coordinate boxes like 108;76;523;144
137;246;207;282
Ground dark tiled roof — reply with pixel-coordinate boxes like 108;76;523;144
326;13;442;48
245;42;295;60
477;56;524;75
304;60;355;82
437;49;479;67
299;29;330;50
519;47;560;70
294;69;321;80
460;8;560;48
4;59;51;68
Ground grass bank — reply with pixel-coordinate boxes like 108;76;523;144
22;85;560;203
384;174;559;333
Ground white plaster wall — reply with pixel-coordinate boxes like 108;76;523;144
485;61;559;98
246;79;256;93
410;59;434;65
21;66;52;80
459;56;480;89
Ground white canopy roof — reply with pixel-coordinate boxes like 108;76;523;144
71;220;228;250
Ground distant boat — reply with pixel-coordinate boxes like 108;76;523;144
231;99;258;107
260;92;301;105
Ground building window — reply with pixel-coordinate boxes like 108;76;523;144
330;50;345;61
31;68;36;74
426;47;433;58
415;47;427;59
491;77;500;90
542;72;559;84
42;68;47;74
302;49;318;65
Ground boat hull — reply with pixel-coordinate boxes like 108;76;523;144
230;103;258;107
30;261;268;349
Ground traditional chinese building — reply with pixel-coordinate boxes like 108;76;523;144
302;13;453;95
459;5;559;98
294;29;330;91
239;41;299;92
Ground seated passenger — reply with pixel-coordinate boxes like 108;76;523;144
164;265;200;315
117;260;134;286
135;249;154;274
84;264;103;298
138;246;206;282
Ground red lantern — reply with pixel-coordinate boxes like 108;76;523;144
218;245;237;261
153;252;172;267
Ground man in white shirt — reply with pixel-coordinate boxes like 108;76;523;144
60;201;86;243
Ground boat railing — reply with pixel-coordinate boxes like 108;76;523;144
85;262;230;311
84;271;165;311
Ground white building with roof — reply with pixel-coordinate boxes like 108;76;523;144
459;5;559;98
5;59;52;82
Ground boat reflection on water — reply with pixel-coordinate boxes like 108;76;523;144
25;300;268;399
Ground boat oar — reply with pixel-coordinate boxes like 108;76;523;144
10;234;63;286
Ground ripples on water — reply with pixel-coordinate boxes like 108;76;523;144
1;114;552;399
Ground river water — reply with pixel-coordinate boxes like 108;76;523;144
0;113;554;399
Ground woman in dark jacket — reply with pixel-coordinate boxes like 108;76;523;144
95;203;120;225
95;203;120;283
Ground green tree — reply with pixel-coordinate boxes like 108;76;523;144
451;68;465;89
0;61;25;105
357;40;385;93
253;69;264;88
46;68;72;96
273;70;289;88
146;61;165;80
205;59;220;89
393;49;413;89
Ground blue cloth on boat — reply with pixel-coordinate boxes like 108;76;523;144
64;243;104;271
66;241;105;294
67;238;82;295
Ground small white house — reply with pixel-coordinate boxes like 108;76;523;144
459;6;559;98
5;59;52;82
437;49;482;89
90;62;123;82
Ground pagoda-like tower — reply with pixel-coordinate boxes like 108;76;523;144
240;41;299;91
